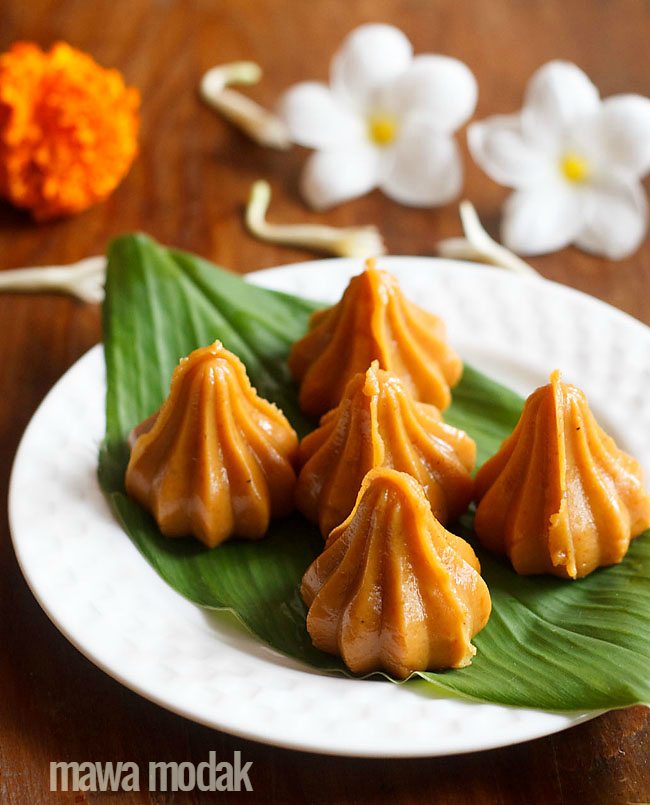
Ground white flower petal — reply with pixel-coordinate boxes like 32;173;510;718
387;55;477;133
575;176;648;260
596;95;650;178
521;61;600;151
501;183;583;255
279;82;365;149
300;146;381;210
380;121;462;207
468;114;556;188
330;24;413;110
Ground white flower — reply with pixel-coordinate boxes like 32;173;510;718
279;24;477;210
468;61;650;260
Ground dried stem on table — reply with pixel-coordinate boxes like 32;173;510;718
245;180;386;258
438;201;541;278
200;62;291;150
0;256;107;302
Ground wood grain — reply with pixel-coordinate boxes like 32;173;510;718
1;0;649;802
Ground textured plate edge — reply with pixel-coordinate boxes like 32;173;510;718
8;256;633;756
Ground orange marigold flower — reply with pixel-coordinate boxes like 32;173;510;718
0;41;140;221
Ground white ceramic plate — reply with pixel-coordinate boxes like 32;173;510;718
10;257;650;758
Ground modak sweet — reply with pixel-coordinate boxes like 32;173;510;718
301;468;491;678
288;260;463;417
296;361;475;537
125;341;298;548
474;371;650;579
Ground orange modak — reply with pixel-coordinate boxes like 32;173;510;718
301;468;491;678
288;260;462;417
296;361;475;537
474;371;650;579
125;341;298;548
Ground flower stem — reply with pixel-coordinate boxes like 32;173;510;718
245;181;386;258
0;256;106;302
438;201;540;278
199;61;291;150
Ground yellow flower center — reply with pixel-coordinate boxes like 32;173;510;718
561;153;590;183
368;114;398;146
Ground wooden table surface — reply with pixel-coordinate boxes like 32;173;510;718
1;1;649;802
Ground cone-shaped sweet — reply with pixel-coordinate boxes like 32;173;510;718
474;371;650;579
125;341;298;548
288;259;463;417
296;361;475;537
301;468;491;678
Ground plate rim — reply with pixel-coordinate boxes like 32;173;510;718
247;254;650;341
10;254;647;757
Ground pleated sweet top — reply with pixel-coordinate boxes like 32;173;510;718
474;371;650;579
288;260;463;417
301;468;491;678
296;361;475;537
125;341;298;548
